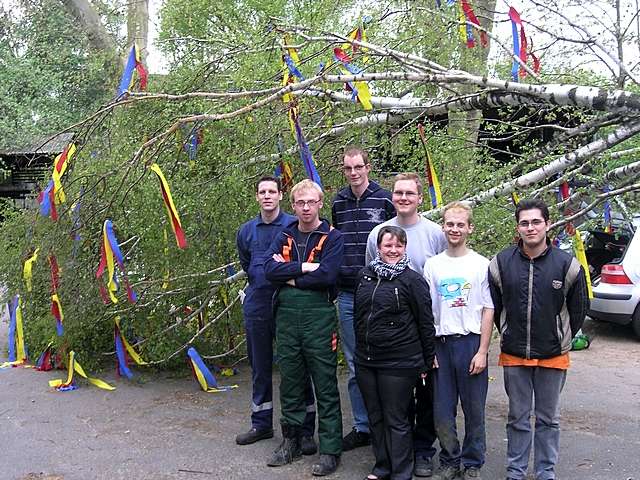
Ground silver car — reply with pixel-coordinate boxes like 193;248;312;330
589;222;640;338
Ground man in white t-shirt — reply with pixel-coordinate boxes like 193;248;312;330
423;202;494;480
366;173;447;477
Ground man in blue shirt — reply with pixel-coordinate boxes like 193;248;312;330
235;176;316;452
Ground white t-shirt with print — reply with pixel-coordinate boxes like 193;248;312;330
424;249;494;336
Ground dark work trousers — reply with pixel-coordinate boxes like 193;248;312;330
275;287;342;454
244;307;316;435
356;364;417;480
412;373;437;461
433;334;487;469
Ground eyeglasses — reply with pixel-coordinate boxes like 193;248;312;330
294;199;320;208
518;219;546;228
392;191;419;198
342;164;367;173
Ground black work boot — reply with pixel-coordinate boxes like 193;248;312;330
267;424;302;467
301;435;318;455
311;453;340;476
235;427;274;445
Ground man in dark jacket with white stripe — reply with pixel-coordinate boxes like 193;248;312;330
331;145;395;451
489;198;589;480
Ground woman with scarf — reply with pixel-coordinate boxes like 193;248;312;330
354;225;436;480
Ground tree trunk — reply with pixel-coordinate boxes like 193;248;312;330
60;0;117;52
128;0;149;61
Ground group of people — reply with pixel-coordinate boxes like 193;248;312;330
235;145;589;480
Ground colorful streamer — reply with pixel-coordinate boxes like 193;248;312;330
573;229;593;299
281;34;301;104
417;124;443;209
49;255;60;292
460;0;488;48
184;127;203;161
49;350;115;391
23;248;39;292
274;159;294;193
51;142;77;205
187;347;237;393
289;107;323;189
508;6;530;80
275;136;294;192
95;220;138;304
117;43;148;97
5;295;27;366
51;293;64;337
333;47;373;110
603;186;612;233
114;317;148;379
38;180;58;221
150;164;188;249
35;342;55;371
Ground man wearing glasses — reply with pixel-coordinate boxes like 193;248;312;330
331;145;395;452
265;179;344;476
366;172;447;477
235;176;317;452
488;199;588;480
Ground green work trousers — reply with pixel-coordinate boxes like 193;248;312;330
275;286;342;455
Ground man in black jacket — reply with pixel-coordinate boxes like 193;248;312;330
331;145;395;451
488;199;589;480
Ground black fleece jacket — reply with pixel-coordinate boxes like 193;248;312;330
354;266;436;371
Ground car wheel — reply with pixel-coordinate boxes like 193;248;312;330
632;304;640;339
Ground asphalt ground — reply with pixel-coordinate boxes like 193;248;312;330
1;317;639;480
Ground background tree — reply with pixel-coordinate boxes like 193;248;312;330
1;0;640;370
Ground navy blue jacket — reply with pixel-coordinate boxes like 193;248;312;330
264;218;344;300
331;181;395;292
236;211;296;315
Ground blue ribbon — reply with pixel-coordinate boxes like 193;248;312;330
117;46;137;97
115;329;133;379
39;180;55;217
7;296;17;362
284;54;305;80
187;347;221;388
511;20;520;82
105;220;126;269
292;116;323;189
603;185;612;226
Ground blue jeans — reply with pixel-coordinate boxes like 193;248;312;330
503;366;567;480
337;291;369;433
433;334;487;469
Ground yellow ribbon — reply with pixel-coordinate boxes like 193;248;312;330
573;229;593;299
115;317;148;365
192;362;238;393
23;248;39;292
103;221;118;304
458;2;468;44
15;297;26;362
49;351;115;391
149;163;186;248
51;143;76;205
426;148;443;208
281;34;300;104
